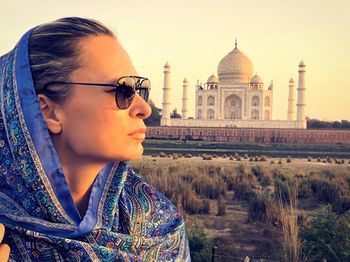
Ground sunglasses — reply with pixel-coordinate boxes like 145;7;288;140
43;76;151;109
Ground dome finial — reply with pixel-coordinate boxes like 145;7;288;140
235;37;238;49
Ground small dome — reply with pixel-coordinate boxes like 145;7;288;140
207;74;219;84
183;77;188;83
250;74;263;84
299;60;305;67
289;77;294;82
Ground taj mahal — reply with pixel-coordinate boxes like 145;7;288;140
160;40;307;129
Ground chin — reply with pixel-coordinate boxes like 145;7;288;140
128;150;144;160
117;146;144;161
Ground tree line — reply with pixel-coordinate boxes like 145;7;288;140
307;118;350;129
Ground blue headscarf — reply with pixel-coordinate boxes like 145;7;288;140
0;29;190;261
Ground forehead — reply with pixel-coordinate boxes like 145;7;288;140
73;35;137;82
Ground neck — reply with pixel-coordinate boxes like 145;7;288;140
51;135;116;217
62;162;104;217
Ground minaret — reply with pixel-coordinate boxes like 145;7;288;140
161;62;171;126
182;78;188;119
287;78;295;120
296;60;306;127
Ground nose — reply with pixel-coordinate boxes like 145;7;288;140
129;94;152;119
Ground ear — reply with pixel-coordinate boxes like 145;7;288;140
37;94;63;134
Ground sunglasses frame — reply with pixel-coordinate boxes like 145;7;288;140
43;75;151;109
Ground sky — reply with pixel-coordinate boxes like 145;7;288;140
1;0;349;121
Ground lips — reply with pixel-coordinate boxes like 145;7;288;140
128;128;147;141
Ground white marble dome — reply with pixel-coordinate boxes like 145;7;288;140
207;74;219;84
217;45;253;84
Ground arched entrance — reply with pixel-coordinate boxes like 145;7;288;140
197;109;202;119
251;109;259;120
224;94;242;119
207;109;215;119
264;110;270;120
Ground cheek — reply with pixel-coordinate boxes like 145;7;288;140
63;107;140;160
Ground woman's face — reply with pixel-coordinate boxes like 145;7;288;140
55;35;151;163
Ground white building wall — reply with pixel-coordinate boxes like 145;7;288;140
195;91;202;119
196;90;218;119
263;90;272;120
247;90;262;120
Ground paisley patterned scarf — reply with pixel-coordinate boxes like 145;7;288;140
0;29;190;261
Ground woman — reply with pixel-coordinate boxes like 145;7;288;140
0;17;190;261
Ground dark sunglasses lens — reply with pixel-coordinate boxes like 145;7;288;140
137;87;150;102
116;79;135;109
138;79;150;102
115;77;151;109
141;79;151;89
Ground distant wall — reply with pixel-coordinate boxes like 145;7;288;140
163;118;306;129
147;127;350;144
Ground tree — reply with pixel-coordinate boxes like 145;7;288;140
170;108;181;118
187;222;211;262
144;99;161;126
300;206;350;261
331;121;342;129
341;120;350;128
307;118;350;129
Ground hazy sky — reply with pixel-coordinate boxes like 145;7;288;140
1;0;349;121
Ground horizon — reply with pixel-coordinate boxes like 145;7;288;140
1;0;349;121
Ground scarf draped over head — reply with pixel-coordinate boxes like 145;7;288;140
0;29;190;261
